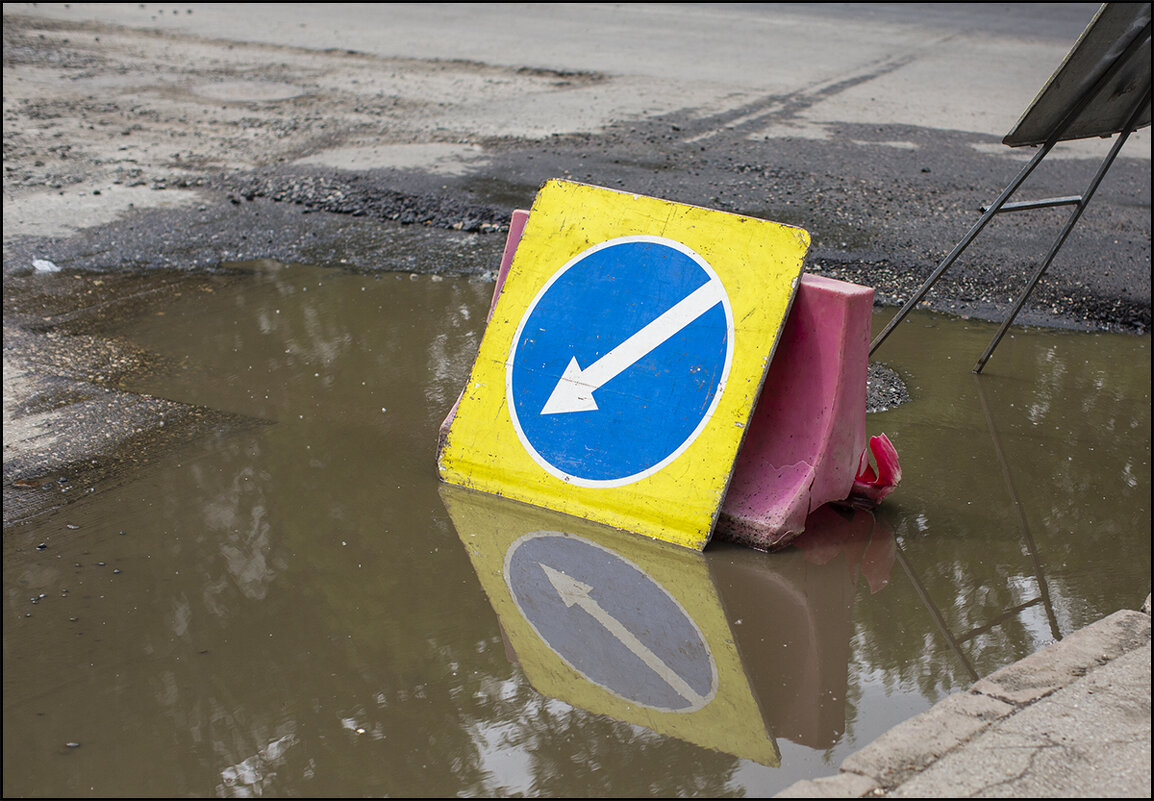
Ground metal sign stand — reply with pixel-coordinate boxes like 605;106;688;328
870;4;1152;373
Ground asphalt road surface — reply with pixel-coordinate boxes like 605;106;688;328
4;2;1150;327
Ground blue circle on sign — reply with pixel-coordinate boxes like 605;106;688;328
507;236;733;486
504;532;717;712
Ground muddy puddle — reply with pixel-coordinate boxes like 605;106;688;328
3;259;1149;797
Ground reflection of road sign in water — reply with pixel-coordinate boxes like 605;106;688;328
440;484;781;765
508;236;733;486
505;532;717;712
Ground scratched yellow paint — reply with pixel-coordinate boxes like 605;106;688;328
438;180;809;550
440;485;780;766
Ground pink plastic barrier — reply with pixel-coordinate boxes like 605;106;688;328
488;209;529;321
436;209;528;450
717;273;879;550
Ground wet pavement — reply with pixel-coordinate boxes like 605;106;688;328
777;600;1151;798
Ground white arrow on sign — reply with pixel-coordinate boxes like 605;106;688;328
539;561;708;708
540;277;726;415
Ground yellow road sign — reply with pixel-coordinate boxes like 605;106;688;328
438;180;809;550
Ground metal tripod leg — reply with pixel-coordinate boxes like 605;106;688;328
868;142;1054;357
972;81;1153;372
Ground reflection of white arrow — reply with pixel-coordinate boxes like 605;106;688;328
539;562;707;707
540;278;726;415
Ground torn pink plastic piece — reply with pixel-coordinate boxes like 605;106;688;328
848;434;902;508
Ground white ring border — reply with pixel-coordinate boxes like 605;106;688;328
505;234;735;488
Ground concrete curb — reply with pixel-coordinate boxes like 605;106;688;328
775;598;1152;797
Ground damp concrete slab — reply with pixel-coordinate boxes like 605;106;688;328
775;603;1152;798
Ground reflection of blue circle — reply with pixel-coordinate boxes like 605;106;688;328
508;236;732;486
504;532;716;713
